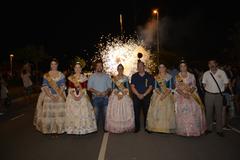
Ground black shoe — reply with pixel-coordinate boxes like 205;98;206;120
205;130;212;135
145;129;152;134
217;132;224;137
134;129;140;133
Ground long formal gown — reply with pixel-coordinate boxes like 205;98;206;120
146;73;176;133
174;72;207;136
65;74;97;135
105;75;135;133
34;72;66;134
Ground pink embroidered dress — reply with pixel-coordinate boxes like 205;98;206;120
174;72;207;136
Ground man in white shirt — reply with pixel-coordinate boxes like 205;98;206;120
202;59;229;137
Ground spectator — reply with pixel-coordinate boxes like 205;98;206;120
169;65;179;79
0;74;9;115
232;67;240;116
222;65;235;129
21;69;33;102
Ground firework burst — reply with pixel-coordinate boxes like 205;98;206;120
95;35;156;77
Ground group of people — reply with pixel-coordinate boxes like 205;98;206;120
33;57;229;137
0;62;34;115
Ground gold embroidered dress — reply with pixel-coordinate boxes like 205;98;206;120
146;73;176;133
65;74;97;135
34;72;66;134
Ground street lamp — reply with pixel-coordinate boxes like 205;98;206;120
10;54;14;76
120;14;123;33
153;9;160;64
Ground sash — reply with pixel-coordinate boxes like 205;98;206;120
44;73;66;100
68;75;87;94
176;74;205;111
155;75;173;102
112;76;128;94
155;76;168;93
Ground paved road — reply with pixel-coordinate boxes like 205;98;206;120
0;97;240;160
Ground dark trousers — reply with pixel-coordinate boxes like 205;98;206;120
205;92;223;132
133;94;151;131
92;96;108;130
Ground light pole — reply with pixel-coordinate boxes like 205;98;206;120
153;9;160;64
10;54;14;76
120;14;123;33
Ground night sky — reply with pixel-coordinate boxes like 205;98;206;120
1;0;239;62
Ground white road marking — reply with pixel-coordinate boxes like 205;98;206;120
10;114;25;121
98;132;109;160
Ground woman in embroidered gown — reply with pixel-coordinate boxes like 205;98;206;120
65;60;97;135
174;60;207;136
34;58;66;134
105;64;135;133
146;63;176;133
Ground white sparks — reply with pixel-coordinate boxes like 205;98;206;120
96;36;155;77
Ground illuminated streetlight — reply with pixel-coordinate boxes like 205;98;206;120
153;9;160;64
153;9;158;14
120;14;123;33
10;54;14;76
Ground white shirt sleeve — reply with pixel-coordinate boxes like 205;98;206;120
202;72;207;84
